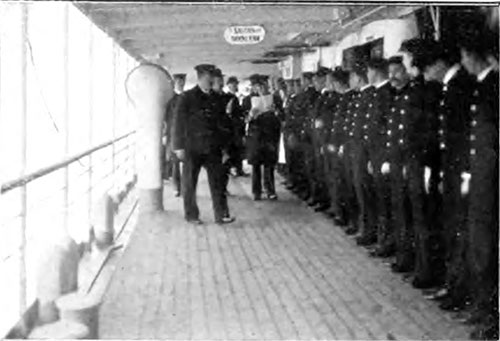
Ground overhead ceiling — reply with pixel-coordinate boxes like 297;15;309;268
75;2;418;82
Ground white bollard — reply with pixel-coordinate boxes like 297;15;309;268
92;194;114;249
28;320;89;339
126;63;174;214
36;234;80;324
56;292;101;339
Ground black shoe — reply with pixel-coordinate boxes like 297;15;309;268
345;226;358;235
391;262;413;273
253;194;262;201
307;198;318;207
412;277;439;289
216;216;236;225
267;193;278;201
187;218;203;225
439;297;466;312
369;246;395;258
356;234;377;246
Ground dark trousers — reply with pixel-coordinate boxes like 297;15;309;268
343;142;359;228
348;143;374;235
368;149;393;251
325;149;348;222
389;160;414;269
171;155;182;194
442;161;469;299
182;151;229;221
467;149;498;322
406;157;432;281
252;164;275;196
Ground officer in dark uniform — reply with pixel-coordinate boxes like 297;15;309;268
226;76;248;177
340;80;359;234
172;64;235;225
282;78;296;186
299;72;321;203
398;38;443;287
309;67;332;212
241;74;260;120
364;59;394;257
284;79;304;192
459;31;499;340
347;64;376;243
163;73;186;197
324;68;350;225
421;41;476;308
246;75;281;200
383;56;415;273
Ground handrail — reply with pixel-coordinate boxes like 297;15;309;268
1;130;136;195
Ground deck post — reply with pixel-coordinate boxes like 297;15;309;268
125;63;173;213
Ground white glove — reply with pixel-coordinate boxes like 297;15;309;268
367;161;373;174
381;162;390;174
461;172;471;196
174;149;185;161
338;145;344;156
327;144;335;153
402;165;408;179
226;98;235;114
424;166;431;194
314;119;324;129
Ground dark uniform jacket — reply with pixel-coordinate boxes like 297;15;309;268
300;86;321;143
352;86;376;144
438;67;475;171
246;101;281;166
172;86;231;155
328;91;350;150
316;91;338;147
164;93;181;155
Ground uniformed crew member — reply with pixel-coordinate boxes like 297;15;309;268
226;76;248;177
459;30;499;340
163;73;186;196
172;64;235;225
347;64;376;242
421;41;475;308
364;58;394;256
246;75;281;200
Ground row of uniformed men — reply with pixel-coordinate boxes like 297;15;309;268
282;35;498;339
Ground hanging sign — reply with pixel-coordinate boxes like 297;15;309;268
224;26;265;45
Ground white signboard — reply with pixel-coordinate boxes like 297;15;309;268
224;26;265;45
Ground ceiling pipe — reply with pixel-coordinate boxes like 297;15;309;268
341;6;386;30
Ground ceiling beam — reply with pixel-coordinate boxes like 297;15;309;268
87;4;340;29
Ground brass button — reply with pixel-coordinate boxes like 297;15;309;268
355;103;360;108
369;103;373;108
404;95;409;100
470;148;476;155
440;142;446;150
395;96;400;100
400;109;406;114
386;142;391;147
364;136;368;140
363;124;368;129
388;119;393;124
399;139;404;144
470;135;476;141
387;130;392;136
470;104;477;112
391;107;396;112
366;114;370;118
438;129;444;135
443;85;448;92
439;115;444;121
472;120;477;127
399;124;404;130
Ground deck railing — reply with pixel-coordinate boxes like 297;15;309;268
0;130;137;336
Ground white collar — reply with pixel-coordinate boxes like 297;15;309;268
478;65;494;82
443;64;461;85
374;79;389;89
174;89;183;95
360;84;371;92
321;88;328;94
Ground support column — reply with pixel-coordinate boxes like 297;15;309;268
125;63;173;214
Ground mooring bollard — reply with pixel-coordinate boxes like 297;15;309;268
56;292;101;339
125;63;173;214
36;234;80;324
28;320;89;339
92;193;114;249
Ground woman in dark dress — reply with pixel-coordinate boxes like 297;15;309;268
246;75;281;200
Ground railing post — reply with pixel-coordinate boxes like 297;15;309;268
125;64;173;214
87;22;93;230
63;2;69;237
20;1;28;313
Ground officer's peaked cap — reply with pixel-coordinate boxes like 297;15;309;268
249;73;261;84
315;67;330;78
302;72;314;80
213;68;224;78
194;64;217;74
173;73;186;80
227;76;239;84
